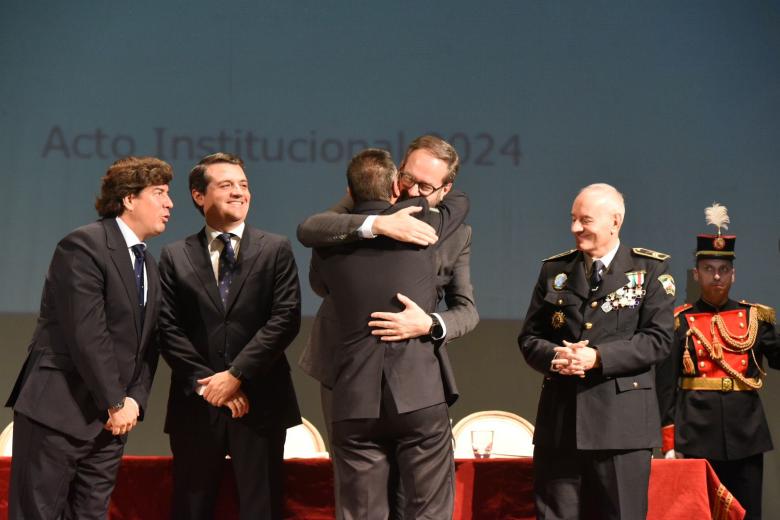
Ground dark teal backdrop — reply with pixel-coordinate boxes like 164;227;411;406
1;0;778;514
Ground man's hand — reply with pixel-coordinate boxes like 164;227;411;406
551;340;600;376
105;397;140;436
368;293;433;341
197;370;242;407
224;389;250;418
372;207;438;246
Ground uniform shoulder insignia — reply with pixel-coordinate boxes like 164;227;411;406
543;249;578;262
674;303;693;317
632;247;670;261
740;301;776;325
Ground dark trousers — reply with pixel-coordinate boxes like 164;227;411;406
709;454;763;520
169;413;286;520
533;444;652;520
332;381;453;520
323;384;408;520
8;412;125;520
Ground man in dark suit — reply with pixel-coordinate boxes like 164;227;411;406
298;135;477;517
309;148;469;519
159;152;301;520
6;156;174;519
656;205;779;519
518;183;675;519
297;134;478;416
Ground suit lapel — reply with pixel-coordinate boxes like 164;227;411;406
564;251;590;300
593;244;632;300
184;230;224;312
104;219;142;338
139;255;159;347
224;227;264;314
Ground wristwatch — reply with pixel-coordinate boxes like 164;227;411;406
228;365;244;381
429;314;445;341
109;399;125;412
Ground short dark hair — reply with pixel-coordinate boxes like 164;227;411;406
347;148;397;203
189;152;245;214
399;134;460;184
95;156;173;217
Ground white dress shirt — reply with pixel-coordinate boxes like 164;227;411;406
205;222;245;284
115;216;148;304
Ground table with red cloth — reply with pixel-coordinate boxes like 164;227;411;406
0;456;744;519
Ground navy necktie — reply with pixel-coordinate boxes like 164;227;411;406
131;244;146;328
217;233;236;306
590;259;604;291
131;244;146;305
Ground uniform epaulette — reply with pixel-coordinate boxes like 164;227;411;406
542;249;577;262
674;303;693;317
674;303;692;331
740;301;776;325
632;247;670;261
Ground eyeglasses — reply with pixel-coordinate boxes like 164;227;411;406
398;171;448;196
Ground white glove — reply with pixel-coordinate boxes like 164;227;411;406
664;450;684;459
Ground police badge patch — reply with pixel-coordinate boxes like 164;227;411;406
658;274;676;296
553;273;568;290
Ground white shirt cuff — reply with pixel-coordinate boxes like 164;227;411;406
358;215;378;239
431;312;447;341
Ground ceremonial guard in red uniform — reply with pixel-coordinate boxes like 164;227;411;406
656;203;780;520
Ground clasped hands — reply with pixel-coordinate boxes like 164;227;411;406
197;370;250;418
551;340;600;377
105;397;140;436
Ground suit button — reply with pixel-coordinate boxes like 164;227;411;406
591;301;598;308
632;381;638;388
741;359;747;366
689;317;695;322
557;299;564;305
739;322;745;328
699;361;705;368
698;349;704;356
584;322;593;330
738;311;744;318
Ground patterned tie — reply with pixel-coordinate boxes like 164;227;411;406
590;259;604;291
131;244;146;328
217;233;236;306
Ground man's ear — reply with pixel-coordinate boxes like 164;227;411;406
391;178;400;199
693;268;700;283
347;186;354;202
191;189;205;209
441;183;453;197
613;213;623;233
122;194;135;212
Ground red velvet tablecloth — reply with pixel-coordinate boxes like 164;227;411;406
0;456;744;519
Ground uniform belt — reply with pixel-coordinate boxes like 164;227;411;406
680;377;759;392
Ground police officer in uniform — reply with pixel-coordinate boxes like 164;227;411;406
656;203;779;520
519;183;675;519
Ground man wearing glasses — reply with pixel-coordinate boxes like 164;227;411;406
298;135;478;516
656;205;779;519
308;147;469;518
